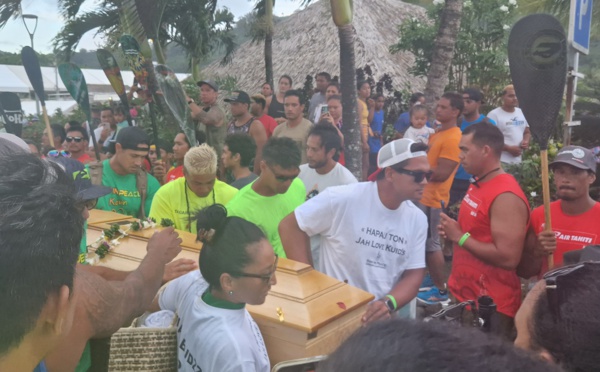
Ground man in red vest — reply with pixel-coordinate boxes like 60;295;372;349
439;122;529;340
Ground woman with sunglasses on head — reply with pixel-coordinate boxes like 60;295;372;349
514;261;600;372
151;204;275;372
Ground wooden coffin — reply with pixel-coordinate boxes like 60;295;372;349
86;210;374;366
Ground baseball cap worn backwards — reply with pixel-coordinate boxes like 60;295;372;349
116;126;150;151
50;157;111;200
224;90;251;104
368;138;428;181
550;145;597;174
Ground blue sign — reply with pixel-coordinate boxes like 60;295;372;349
570;0;593;54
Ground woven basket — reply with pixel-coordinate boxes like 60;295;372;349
107;314;178;371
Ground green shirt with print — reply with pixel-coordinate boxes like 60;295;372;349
90;159;161;218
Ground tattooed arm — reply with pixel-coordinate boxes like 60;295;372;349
45;228;182;372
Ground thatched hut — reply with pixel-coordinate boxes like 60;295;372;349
201;0;427;94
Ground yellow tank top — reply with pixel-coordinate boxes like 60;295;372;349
358;99;372;137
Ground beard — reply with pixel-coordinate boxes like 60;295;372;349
309;159;328;169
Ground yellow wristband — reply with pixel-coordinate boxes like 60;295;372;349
458;232;471;247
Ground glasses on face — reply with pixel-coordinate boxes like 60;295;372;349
391;167;432;183
543;262;590;321
267;164;298;182
231;255;278;284
66;136;84;143
77;198;98;212
47;150;71;158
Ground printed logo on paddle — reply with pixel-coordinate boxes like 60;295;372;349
527;30;566;70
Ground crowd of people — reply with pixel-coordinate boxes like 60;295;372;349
1;71;600;372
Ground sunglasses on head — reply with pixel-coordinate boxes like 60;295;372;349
543;262;596;321
230;255;279;284
66;136;84;143
391;167;432;183
47;150;71;158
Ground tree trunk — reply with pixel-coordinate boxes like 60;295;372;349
192;57;200;81
424;0;463;112
153;40;167;64
338;24;361;179
264;0;274;88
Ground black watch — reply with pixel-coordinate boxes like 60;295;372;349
381;297;395;313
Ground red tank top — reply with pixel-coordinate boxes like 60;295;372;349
448;173;529;318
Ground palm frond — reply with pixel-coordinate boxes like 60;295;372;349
57;0;88;19
0;0;21;29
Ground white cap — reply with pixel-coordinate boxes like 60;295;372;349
377;138;427;168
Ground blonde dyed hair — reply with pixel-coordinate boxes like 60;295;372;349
502;84;514;95
184;144;218;176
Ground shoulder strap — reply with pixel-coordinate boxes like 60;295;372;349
136;168;148;219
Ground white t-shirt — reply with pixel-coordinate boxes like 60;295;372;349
299;163;358;198
298;162;358;271
487;107;529;164
159;271;270;372
294;181;427;299
403;126;435;145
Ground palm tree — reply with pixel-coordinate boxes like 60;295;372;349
423;0;463;109
519;0;600;37
251;0;275;89
0;1;21;29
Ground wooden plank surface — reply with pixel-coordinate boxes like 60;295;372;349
87;209;133;225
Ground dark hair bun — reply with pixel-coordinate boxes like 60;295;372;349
195;204;227;243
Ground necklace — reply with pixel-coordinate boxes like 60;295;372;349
184;180;217;232
470;168;501;188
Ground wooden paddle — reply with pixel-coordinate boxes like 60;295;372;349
154;64;196;146
0;92;23;138
120;34;161;159
508;14;568;269
96;49;133;126
21;46;54;148
58;63;101;161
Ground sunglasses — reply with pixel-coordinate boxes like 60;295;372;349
47;150;71;158
543;262;592;321
391;167;432;183
230;255;279;284
77;198;98;212
268;164;298;182
66;136;84;143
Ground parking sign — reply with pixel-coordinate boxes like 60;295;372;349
569;0;593;54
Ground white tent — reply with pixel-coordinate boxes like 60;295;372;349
0;65;30;93
21;100;78;116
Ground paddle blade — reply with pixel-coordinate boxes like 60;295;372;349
120;35;148;90
0;92;24;137
508;14;567;150
58;63;91;121
155;65;196;145
96;49;127;96
21;46;46;106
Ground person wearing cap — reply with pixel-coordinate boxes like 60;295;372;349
91;126;161;218
519;145;600;277
272;90;312;164
281;138;430;324
187;80;227;158
439;122;529;340
149;138;174;185
487;84;531;165
250;93;278;138
225;90;267;173
150;144;238;233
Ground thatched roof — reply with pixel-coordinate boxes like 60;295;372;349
202;0;426;93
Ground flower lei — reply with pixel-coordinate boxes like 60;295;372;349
88;217;157;260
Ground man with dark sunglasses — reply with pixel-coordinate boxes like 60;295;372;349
65;126;91;164
226;137;306;258
439;122;529;340
519;146;600;277
281;138;429;325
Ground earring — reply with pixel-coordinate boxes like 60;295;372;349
228;291;233;296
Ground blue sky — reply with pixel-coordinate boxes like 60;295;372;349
0;0;302;53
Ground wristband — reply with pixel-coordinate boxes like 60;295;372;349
385;294;397;311
187;99;194;105
458;232;471;247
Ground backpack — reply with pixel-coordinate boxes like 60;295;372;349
89;161;149;219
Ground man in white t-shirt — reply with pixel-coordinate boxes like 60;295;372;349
280;138;429;324
487;84;531;164
299;124;358;270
